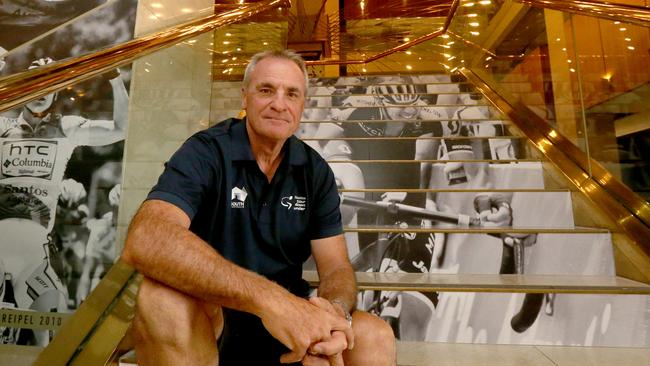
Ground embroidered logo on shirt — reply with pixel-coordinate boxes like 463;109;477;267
231;187;248;208
280;195;306;211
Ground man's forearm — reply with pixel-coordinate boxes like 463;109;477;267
121;201;289;317
317;265;357;313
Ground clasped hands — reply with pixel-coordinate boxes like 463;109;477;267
302;297;353;366
264;295;354;366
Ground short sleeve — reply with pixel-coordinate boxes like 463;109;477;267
147;133;221;220
309;158;343;240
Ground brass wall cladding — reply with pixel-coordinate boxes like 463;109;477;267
515;0;650;27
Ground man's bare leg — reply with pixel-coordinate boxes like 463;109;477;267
132;278;223;366
343;311;396;366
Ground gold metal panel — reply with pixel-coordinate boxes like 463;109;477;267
34;261;136;366
515;0;650;27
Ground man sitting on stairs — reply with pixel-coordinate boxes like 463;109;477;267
121;50;396;366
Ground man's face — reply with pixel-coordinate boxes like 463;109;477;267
242;57;306;143
25;93;55;114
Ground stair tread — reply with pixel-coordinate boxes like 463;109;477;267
395;341;650;366
302;272;650;294
300;118;511;123
343;224;608;233
302;136;524;140
328;159;540;163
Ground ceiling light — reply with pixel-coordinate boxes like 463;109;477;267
441;34;450;39
263;42;268;45
362;68;367;72
187;40;197;44
469;22;480;27
628;46;635;50
404;37;410;42
181;8;192;13
470;31;480;36
479;0;491;4
226;33;232;36
223;41;230;44
463;2;475;7
406;65;412;70
447;41;455;45
614;21;620;24
567;59;572;63
467;13;478;17
150;3;163;8
624;37;631;41
237;47;242;51
619;27;627;31
406;51;412;55
570;68;575;72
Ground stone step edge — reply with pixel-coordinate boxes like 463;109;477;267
112;337;650;366
395;341;650;366
342;226;608;234
302;272;650;295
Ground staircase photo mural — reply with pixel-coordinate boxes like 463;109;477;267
0;0;137;347
211;73;650;348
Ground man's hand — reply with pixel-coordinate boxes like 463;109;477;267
259;293;353;364
299;297;354;365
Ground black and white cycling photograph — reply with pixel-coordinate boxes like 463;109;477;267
0;0;137;346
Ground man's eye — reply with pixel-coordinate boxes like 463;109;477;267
260;89;272;94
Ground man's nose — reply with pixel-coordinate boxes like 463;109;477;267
269;92;288;111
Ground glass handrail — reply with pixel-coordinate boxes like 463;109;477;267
0;0;289;113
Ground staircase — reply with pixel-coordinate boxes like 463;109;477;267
210;74;650;355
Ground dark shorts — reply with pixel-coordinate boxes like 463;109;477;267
218;278;311;365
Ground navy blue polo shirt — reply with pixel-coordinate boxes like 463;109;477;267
147;118;343;292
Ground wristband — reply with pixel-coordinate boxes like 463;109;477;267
331;299;353;327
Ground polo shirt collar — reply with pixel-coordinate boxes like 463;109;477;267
230;118;307;166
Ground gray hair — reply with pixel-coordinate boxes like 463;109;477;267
242;50;309;95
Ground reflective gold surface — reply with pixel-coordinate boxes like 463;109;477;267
34;261;137;365
515;0;650;27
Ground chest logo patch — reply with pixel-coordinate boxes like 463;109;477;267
231;187;247;208
281;195;306;211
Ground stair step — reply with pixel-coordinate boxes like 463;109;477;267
299;119;512;123
327;159;540;163
303;136;525;141
342;225;608;234
302;272;650;295
395;341;650;366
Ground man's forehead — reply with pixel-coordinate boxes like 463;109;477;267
249;58;305;90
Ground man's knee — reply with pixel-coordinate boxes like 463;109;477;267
134;278;222;347
352;311;395;348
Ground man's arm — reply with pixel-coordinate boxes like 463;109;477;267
311;234;357;313
121;199;352;363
